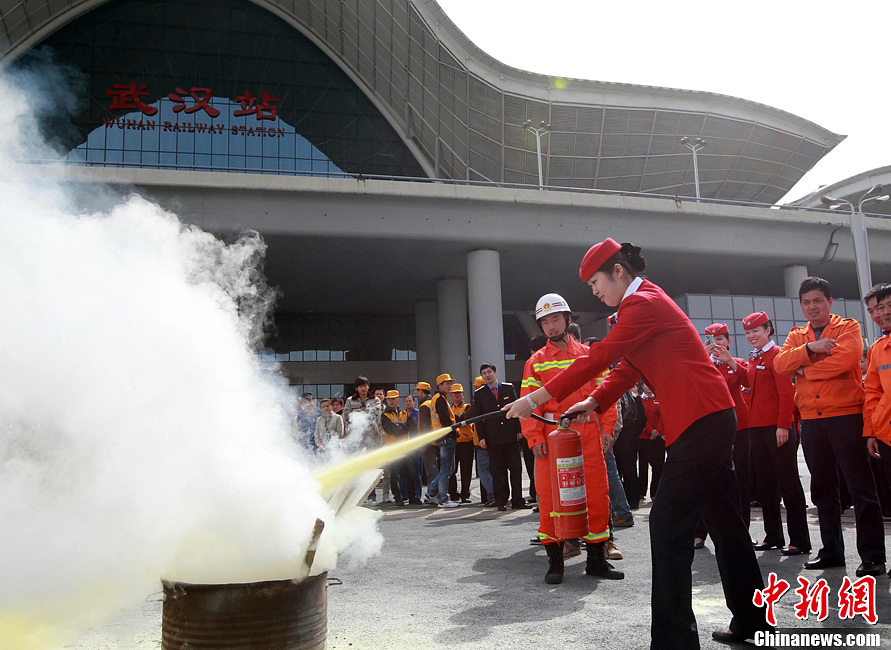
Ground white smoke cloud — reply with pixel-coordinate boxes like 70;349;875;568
0;64;382;647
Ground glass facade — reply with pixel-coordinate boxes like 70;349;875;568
675;293;869;359
20;0;426;178
268;313;417;363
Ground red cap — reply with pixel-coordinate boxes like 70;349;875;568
742;311;769;330
579;238;622;281
704;323;729;336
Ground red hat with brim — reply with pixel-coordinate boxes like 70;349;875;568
742;311;769;330
705;323;729;336
579;238;622;281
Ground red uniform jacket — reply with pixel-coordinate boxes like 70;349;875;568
544;279;734;447
640;394;663;439
712;357;750;431
740;344;795;430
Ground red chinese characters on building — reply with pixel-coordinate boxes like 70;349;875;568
793;577;830;622
106;82;158;116
168;87;220;118
752;572;790;626
838;576;877;625
107;83;280;121
233;91;280;120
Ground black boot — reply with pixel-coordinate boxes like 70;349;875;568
544;542;564;584
584;542;624;580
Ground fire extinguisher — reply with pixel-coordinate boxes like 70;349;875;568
546;416;589;539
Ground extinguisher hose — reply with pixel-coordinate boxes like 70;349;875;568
450;409;506;430
531;410;596;428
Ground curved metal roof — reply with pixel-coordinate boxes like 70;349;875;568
1;0;845;202
788;165;891;217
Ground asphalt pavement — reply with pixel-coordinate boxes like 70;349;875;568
65;457;891;650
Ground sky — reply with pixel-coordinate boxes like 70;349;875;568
436;0;890;203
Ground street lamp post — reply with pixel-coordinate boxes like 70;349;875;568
680;137;707;200
523;120;551;189
821;184;890;342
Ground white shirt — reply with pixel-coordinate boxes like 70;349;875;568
621;276;644;303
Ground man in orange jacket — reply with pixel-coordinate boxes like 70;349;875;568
774;276;885;577
865;285;891;537
520;293;623;584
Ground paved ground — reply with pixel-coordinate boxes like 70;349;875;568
66;453;891;649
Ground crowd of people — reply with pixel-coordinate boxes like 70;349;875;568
288;237;891;648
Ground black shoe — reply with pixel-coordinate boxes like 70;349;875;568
394;500;406;507
407;499;423;505
780;546;808;556
712;629;749;643
460;498;471;503
484;500;496;507
545;542;564;585
533;506;540;513
511;502;528;510
497;505;507;511
803;556;845;570
529;537;543;545
584;542;624;580
856;561;886;577
754;541;783;551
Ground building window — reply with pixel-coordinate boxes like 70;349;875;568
17;0;426;179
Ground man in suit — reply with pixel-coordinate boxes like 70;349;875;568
474;363;526;511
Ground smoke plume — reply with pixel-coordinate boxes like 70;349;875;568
0;64;381;648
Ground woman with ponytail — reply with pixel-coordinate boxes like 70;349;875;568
505;238;768;649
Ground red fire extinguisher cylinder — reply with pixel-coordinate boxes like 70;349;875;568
547;424;589;539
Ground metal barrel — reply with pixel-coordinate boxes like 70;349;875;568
161;572;327;650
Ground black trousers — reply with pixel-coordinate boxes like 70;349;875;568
877;439;891;509
800;414;885;564
518;436;537;499
390;454;418;503
694;427;752;541
488;441;524;507
749;425;811;550
613;430;640;507
649;409;766;649
449;441;475;499
637;436;665;500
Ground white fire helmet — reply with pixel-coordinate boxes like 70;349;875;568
535;293;571;321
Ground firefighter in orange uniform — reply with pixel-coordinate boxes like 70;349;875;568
520;293;623;584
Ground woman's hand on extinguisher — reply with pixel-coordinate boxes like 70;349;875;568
532;443;547;459
564;396;598;424
601;433;615;454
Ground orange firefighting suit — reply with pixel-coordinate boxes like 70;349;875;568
521;337;617;545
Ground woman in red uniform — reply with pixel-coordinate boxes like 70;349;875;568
637;382;665;503
505;238;767;649
693;323;752;549
740;311;810;556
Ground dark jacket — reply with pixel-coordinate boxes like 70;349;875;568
473;382;522;447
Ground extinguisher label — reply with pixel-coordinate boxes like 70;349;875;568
555;455;586;506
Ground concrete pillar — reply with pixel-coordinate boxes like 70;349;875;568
784;265;809;298
414;300;439;387
437;277;470;392
468;250;506;382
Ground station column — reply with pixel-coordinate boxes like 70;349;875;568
467;249;505;383
437;277;470;391
784;265;809;298
415;300;440;386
